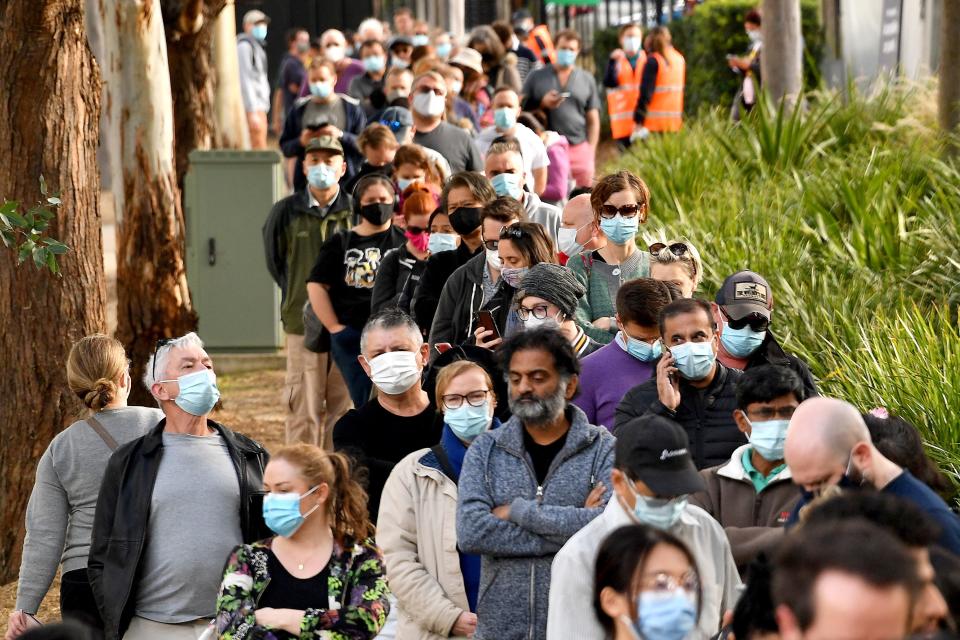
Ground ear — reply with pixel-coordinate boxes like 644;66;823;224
852;441;872;468
418;342;430;366
775;604;803;640
358;355;372;377
733;409;751;436
614;314;624;333
152;382;173;403
337;159;347;178
564;374;579;401
315;482;331;507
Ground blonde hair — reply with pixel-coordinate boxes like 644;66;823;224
272;444;374;543
66;334;127;411
435;361;493;411
649;237;703;289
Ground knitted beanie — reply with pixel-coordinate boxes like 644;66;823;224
518;263;586;318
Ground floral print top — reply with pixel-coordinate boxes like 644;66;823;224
216;536;391;639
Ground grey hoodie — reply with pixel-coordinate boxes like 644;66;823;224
456;405;615;640
523;192;561;241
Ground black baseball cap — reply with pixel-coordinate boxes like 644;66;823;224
615;415;705;497
715;270;772;321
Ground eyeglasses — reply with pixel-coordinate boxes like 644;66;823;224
747;405;797;421
406;225;427;235
599;203;644;220
441;389;490;410
379;119;406;132
722;309;770;332
483;239;499;252
517;304;555;321
639;571;699;595
499;225;527;240
151;338;174;381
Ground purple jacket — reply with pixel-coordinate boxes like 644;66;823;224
542;132;570;203
574;340;655;431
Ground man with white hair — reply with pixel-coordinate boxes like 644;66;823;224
784;396;960;554
88;333;270;640
321;28;364;94
357;17;385;43
237;10;271;149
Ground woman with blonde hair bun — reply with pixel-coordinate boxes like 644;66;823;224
7;334;162;637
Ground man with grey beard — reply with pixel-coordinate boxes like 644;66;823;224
456;327;615;640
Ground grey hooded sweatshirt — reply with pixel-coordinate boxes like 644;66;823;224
456;405;615;640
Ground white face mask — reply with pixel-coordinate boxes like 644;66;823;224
324;45;345;63
450;80;463;95
412;90;446;117
485;247;501;270
557;226;586;257
366;351;422;395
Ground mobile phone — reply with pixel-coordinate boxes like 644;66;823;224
305;121;328;131
661;341;678;384
435;342;453;355
476;310;501;340
559;91;571;99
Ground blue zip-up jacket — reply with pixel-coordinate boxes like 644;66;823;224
456;405;615;640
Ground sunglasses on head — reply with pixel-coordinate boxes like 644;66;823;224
649;242;697;274
599;203;645;220
723;310;770;332
151;338;174;381
499;225;526;240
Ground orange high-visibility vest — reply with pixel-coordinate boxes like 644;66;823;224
607;52;647;139
525;25;556;65
643;47;685;133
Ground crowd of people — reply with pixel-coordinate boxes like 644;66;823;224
5;6;960;640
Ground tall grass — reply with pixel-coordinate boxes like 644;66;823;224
623;80;960;480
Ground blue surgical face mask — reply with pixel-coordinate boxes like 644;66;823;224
436;42;452;59
556;48;577;68
494;107;517;130
428;232;458;253
720;321;766;357
669;341;716;381
445;401;492;441
412;34;429;47
616;331;662;362
491;172;523;200
307;163;337;190
262;485;320;537
251;24;268;41
630;590;698;640
363;55;386;73
391;57;410;70
160;369;220;416
309;81;332;99
622;36;642;55
746;417;790;462
396;176;417;193
630;486;688;530
598;214;639;245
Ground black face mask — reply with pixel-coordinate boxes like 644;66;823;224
449;206;482;235
359;202;394;225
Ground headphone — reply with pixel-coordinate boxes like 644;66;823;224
351;172;399;218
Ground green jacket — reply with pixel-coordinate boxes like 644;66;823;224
567;250;649;344
263;188;353;334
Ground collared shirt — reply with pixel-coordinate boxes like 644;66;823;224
741;448;787;494
307;186;340;213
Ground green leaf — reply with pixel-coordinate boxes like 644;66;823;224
32;246;48;269
46;196;61;206
45;239;69;254
39;175;47;196
0;229;13;248
46;250;59;274
5;210;27;227
0;200;17;215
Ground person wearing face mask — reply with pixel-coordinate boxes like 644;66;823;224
576;279;681;431
728;10;763;121
457;328;615;640
472;220;558;350
555;193;604;265
348;39;388;116
521;29;600;188
280;58;367;192
370;66;413;123
433;32;453;61
783;397;960;555
440;63;482;133
689;365;804;573
592;525;702;640
569;171;651;345
548;414;740;640
714;270;818;399
615;298;746;470
307;175;405;409
411;71;483;173
332;310;443;524
414;172;494;341
272;28;310;135
371;185;438;316
631;26;685;141
87;333;270;640
516;263;596;358
483;138;560;239
263;136;354;450
378;361;502;640
388;36;415;72
320;28;364;95
604;24;647;149
476;87;549;195
215;444;390;639
237;10;271;149
392;143;442;207
7;336;162;638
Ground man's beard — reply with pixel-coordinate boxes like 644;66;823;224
508;379;568;428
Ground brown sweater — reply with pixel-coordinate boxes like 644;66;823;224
689;444;800;573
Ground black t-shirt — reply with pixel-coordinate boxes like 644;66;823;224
307;227;406;330
333;397;443;522
258;547;330;635
523;427;568;485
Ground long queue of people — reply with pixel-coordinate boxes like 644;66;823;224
7;8;960;640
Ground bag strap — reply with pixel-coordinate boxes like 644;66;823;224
430;444;459;483
86;415;119;451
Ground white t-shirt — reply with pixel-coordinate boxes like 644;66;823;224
476;123;550;193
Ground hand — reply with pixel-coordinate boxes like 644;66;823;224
540;89;564;110
299;127;318;147
584;483;606;508
254;608;304;635
474;327;502;350
629;126;650;143
6;611;41;639
591;317;612;331
656;349;681;411
452;611;478;637
492;504;511;520
609;48;625;61
559;319;579;344
329;323;347;335
318;124;343;140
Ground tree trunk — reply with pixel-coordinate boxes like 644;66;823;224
0;0;106;582
940;0;960;150
112;0;197;406
761;0;803;108
212;0;251;149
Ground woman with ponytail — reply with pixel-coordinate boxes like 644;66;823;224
216;444;390;639
7;335;162;638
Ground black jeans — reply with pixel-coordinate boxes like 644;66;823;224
60;568;104;638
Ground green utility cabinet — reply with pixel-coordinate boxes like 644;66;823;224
184;150;284;352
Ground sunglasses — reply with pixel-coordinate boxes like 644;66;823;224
151;338;174;381
649;241;697;275
406;225;427;235
723;310;770;332
599;203;645;220
483;239;499;251
499;225;527;240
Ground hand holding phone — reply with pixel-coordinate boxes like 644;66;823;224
656;344;681;411
474;311;502;350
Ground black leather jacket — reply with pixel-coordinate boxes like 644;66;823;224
87;419;270;640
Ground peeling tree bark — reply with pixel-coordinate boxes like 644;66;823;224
761;0;803;108
212;0;251;149
0;0;106;581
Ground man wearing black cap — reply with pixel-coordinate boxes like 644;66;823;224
547;414;741;640
713;270;818;398
263;136;354;450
